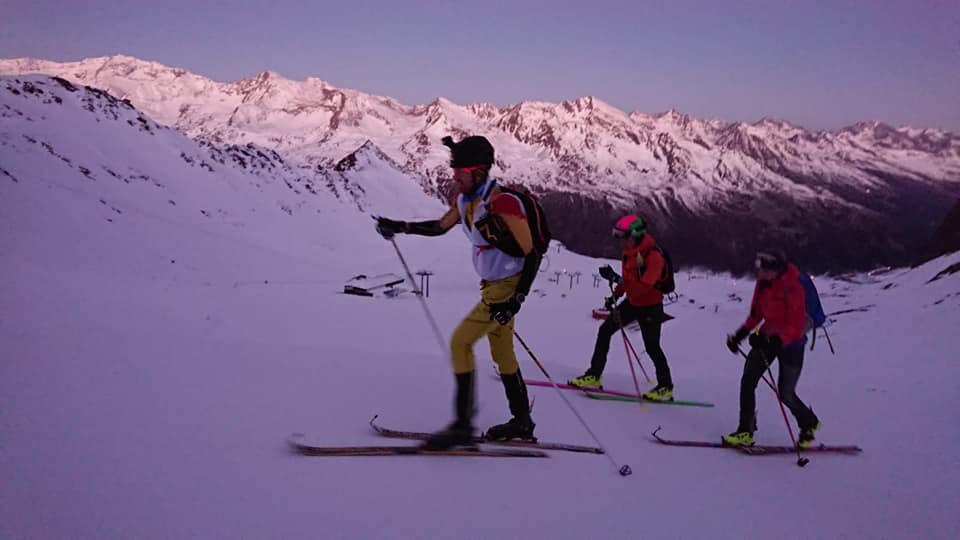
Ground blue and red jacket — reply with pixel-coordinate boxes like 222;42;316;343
741;263;807;347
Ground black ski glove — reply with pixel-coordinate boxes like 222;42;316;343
375;216;407;240
598;264;623;285
489;294;524;325
604;295;618;310
726;327;750;354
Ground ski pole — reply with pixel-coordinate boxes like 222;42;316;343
822;327;836;354
618;330;646;412
608;285;653;384
605;288;649;412
608;296;644;404
623;332;652;382
738;347;809;467
390;238;447;355
512;330;633;477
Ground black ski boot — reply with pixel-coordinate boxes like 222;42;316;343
484;369;537;441
422;371;476;450
485;416;536;441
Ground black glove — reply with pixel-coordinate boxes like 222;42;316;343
375;216;407;240
749;333;782;352
489;294;524;325
604;295;618;310
599;265;622;285
726;327;750;354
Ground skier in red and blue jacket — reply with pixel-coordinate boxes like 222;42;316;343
724;249;821;448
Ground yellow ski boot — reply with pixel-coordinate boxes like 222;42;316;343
642;386;674;402
722;431;755;446
568;373;602;389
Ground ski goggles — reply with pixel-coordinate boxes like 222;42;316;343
452;165;485;175
612;227;628;239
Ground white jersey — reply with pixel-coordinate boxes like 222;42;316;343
456;180;526;281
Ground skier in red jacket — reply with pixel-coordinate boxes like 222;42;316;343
724;249;821;447
569;214;675;401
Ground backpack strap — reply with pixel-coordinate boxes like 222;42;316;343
481;179;497;203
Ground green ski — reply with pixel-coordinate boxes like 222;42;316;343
584;391;714;408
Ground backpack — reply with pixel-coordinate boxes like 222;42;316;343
797;270;834;353
478;184;552;257
798;270;826;329
654;246;676;294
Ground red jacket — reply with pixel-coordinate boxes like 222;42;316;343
741;263;807;346
613;234;665;307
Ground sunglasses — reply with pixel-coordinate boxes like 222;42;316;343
453;165;484;175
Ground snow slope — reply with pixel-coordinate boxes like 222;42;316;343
2;75;960;539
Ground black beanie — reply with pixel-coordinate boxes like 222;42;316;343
442;135;495;168
755;248;788;272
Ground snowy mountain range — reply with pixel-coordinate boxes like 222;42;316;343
2;55;959;272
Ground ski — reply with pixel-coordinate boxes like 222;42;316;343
501;375;713;406
737;444;863;455
583;391;715;408
490;374;639;398
650;427;863;455
369;416;604;454
288;435;548;458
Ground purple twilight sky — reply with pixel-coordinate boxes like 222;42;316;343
1;0;958;131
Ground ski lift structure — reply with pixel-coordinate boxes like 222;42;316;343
343;273;405;298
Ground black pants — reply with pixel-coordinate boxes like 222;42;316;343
589;301;672;388
738;344;818;432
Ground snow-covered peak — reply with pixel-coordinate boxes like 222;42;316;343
466;101;499;120
654;108;691;122
234;69;288;91
336;140;399;171
558;95;624;118
752;116;800;131
837;120;896;137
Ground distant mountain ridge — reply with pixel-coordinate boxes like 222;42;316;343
3;55;958;272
